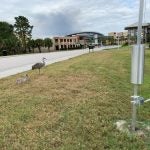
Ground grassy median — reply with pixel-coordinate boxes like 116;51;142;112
0;47;149;149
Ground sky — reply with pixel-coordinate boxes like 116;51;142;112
0;0;149;38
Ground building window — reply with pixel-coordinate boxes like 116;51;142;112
64;45;67;49
70;39;72;42
60;39;63;42
67;39;69;42
64;39;66;42
55;39;58;42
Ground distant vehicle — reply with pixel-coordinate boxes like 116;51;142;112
88;45;95;52
2;50;7;56
88;45;95;49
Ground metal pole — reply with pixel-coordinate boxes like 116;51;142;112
131;0;144;132
132;85;138;131
118;37;119;50
137;0;144;46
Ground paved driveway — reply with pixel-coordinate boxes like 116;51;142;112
0;46;118;78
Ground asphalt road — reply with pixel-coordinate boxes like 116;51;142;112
0;46;118;78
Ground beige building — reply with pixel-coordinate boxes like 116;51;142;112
108;31;128;44
108;32;128;39
108;32;117;39
53;32;105;50
123;32;128;37
53;36;81;50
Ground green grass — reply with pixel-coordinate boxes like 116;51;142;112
0;47;149;149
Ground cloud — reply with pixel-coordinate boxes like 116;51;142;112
0;0;149;38
32;9;82;38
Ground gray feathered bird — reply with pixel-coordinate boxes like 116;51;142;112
16;74;30;84
32;57;47;74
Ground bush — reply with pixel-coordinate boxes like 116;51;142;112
122;42;128;47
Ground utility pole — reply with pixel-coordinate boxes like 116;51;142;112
118;36;119;50
131;0;144;132
137;0;144;46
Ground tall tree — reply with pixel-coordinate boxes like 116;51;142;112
0;22;14;39
14;16;33;53
44;38;53;52
2;35;20;54
0;37;3;49
0;21;19;55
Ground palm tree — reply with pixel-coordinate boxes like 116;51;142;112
107;36;114;45
28;39;36;53
35;39;43;53
44;38;53;52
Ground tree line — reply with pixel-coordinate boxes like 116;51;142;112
0;16;53;56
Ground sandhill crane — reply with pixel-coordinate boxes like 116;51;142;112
16;74;30;84
32;57;47;74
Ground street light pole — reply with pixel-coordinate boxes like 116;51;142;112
137;0;144;46
131;0;144;132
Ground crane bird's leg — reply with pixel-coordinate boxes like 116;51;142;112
39;69;40;74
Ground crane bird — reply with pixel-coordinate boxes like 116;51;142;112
16;74;30;84
32;57;47;74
